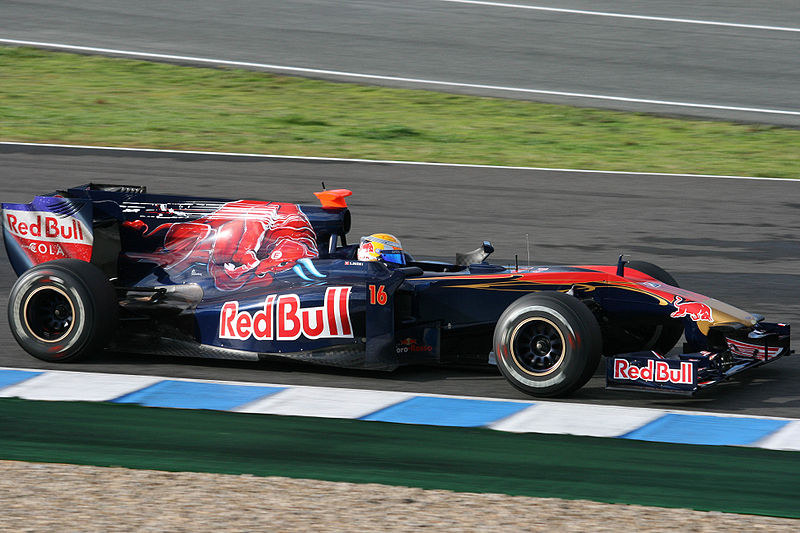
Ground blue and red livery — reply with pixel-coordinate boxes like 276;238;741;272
2;184;792;397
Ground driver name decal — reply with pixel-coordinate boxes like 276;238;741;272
219;286;353;341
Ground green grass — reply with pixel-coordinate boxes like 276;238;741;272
2;46;799;177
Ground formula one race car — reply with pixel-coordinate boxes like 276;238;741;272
2;185;792;397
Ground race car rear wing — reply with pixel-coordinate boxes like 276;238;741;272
2;195;95;274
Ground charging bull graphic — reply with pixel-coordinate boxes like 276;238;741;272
670;295;713;322
123;200;324;291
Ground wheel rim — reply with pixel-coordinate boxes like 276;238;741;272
23;286;76;343
510;317;566;376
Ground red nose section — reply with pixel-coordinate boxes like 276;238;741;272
314;189;352;209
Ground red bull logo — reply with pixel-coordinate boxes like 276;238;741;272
670;296;713;322
5;212;88;242
219;287;352;341
4;210;93;263
613;359;694;385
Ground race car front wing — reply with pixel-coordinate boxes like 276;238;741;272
606;322;791;394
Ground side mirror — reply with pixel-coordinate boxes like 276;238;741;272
456;241;495;266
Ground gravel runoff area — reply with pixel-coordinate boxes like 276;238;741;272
1;461;799;532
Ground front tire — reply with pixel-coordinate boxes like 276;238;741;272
8;259;117;362
493;292;601;398
623;260;684;356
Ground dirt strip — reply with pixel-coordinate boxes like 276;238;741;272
1;460;797;532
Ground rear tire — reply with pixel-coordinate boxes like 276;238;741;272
8;259;117;362
493;292;601;398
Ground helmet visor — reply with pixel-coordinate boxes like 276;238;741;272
380;250;406;266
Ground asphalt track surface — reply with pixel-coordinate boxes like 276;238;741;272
1;144;799;418
2;0;799;126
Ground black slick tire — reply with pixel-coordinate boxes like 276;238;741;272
7;259;117;362
493;292;602;398
624;260;684;356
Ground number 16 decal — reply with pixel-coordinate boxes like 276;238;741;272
368;284;388;305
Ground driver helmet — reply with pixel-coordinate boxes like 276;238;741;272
357;233;406;266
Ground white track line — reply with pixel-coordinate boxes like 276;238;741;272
2;38;799;119
436;0;800;33
3;142;797;182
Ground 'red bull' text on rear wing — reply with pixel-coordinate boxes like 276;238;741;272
2;196;95;274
